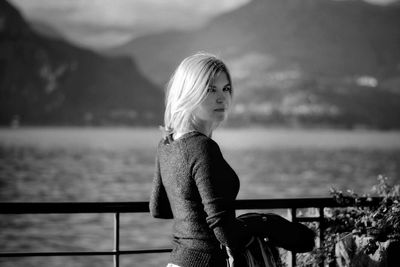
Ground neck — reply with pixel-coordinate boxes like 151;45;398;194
194;120;218;138
174;121;216;140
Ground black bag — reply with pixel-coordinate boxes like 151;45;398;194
237;212;315;253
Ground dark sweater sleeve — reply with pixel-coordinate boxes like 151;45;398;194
190;139;249;250
149;154;173;219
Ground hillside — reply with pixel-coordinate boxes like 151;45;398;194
0;0;164;126
110;0;400;129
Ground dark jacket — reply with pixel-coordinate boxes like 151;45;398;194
237;213;315;253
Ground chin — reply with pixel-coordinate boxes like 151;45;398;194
213;115;226;122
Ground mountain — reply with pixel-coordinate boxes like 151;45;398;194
0;0;163;126
30;20;65;40
110;0;400;129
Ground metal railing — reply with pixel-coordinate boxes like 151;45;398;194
0;197;380;267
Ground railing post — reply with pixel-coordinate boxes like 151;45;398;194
114;212;120;267
319;207;324;247
287;208;297;267
319;207;325;267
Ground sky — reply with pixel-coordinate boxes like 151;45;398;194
9;0;251;50
9;0;400;50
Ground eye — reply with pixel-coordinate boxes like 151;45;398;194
207;86;216;93
223;85;232;93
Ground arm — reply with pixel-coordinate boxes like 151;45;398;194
149;154;173;219
191;139;249;250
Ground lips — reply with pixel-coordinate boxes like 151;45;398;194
214;108;225;112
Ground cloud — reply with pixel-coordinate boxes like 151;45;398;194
9;0;251;49
363;0;400;4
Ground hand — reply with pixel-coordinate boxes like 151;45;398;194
225;246;247;267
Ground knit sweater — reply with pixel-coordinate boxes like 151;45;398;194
149;131;249;267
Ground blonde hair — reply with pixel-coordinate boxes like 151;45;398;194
163;52;232;136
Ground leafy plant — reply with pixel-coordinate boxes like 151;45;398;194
310;175;400;266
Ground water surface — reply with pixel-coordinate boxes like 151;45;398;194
0;127;399;267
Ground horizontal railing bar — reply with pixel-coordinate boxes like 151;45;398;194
119;249;172;255
0;202;149;214
0;251;117;257
234;197;381;210
0;197;381;214
296;217;323;222
0;249;172;258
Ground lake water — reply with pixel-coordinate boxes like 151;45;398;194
0;127;399;266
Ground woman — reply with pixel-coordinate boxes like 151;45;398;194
150;52;250;267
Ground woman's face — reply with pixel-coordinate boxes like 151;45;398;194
192;71;232;130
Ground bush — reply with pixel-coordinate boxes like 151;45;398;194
309;175;400;266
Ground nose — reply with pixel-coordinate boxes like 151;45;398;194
216;92;225;104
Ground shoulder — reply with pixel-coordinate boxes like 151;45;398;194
180;132;223;164
183;132;220;152
156;132;222;160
